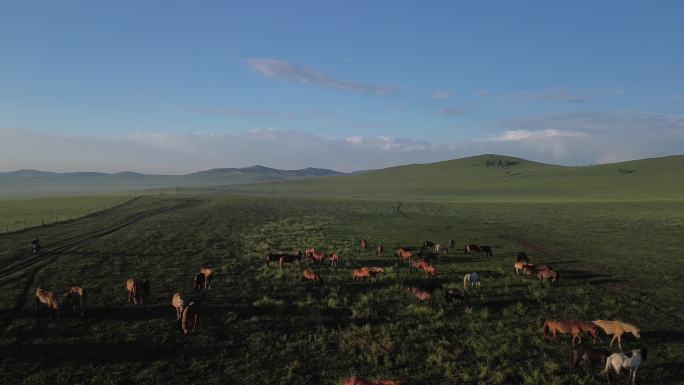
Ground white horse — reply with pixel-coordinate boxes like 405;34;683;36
603;348;646;385
171;293;185;321
463;272;480;289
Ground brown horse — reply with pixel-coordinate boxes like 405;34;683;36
464;244;481;255
35;288;60;318
181;301;199;335
532;266;558;286
395;248;413;261
542;319;596;346
126;278;150;304
171;293;184;321
376;244;384;256
360;239;368;251
514;261;532;275
362;266;385;274
408;287;432;304
592;320;640;351
420;262;437;277
352;268;373;282
444;288;470;309
65;285;87;317
329;252;340;267
571;346;611;371
344;376;403;385
278;252;302;269
303;269;323;285
304;247;316;259
200;268;213;289
311;251;326;263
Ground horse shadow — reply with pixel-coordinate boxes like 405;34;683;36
642;330;684;342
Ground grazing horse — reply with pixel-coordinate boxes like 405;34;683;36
171;293;185;321
464;244;481;255
592;320;641;351
395;248;413;261
65;285;87;317
35;288;59;318
535;267;558;286
572;346;611;371
480;245;493;257
311;251;326;263
304;247;316;259
303;269;323;285
444;288;470;309
514;261;532;275
422;240;435;250
200;268;213;289
352;268;373;282
421;262;437;277
266;252;285;265
278;252;302;269
409;259;423;271
181;301;199;335
463;272;480;289
376;244;384;256
542;319;597;346
516;252;529;263
408;287;432;304
344;376;403;385
193;273;205;291
329;253;339;267
603;348;646;385
360;239;369;251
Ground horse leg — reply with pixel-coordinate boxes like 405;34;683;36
609;335;616;349
617;335;623;351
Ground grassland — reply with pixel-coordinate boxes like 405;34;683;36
0;196;133;234
0;192;682;385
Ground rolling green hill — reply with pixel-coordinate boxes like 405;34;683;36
227;154;684;201
0;165;343;198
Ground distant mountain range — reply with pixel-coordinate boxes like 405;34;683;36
0;166;344;197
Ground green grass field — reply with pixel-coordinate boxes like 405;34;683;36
0;196;133;234
0;191;682;385
0;155;682;384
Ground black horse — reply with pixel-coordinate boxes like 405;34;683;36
515;252;529;263
30;237;41;255
444;288;470;308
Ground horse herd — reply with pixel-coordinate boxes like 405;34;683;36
265;239;647;384
31;237;647;384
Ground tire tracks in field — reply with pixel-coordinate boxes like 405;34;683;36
0;197;207;333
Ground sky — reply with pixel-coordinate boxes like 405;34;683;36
1;1;683;173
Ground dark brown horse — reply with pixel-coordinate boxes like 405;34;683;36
181;301;199;335
571;346;611;371
193;273;205;290
303;269;323;285
444;287;470;309
422;240;435;250
464;244;481;255
480;245;493;257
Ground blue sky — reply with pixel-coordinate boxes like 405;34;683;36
1;1;683;172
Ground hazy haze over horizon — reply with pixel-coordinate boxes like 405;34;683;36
1;1;683;173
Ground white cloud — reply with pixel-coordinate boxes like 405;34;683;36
488;129;588;142
245;58;398;95
432;91;454;100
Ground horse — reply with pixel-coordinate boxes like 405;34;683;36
464;244;481;255
408;287;432;304
279;252;302;269
422;240;435;250
592;320;641;351
65;285;87;317
362;266;385;274
516;252;529;263
200;268;213;289
303;269;323;285
542;319;597;346
463;272;480;289
360;239;369;251
602;348;647;385
572;346;611;371
343;376;403;385
126;278;140;304
448;239;457;249
171;293;184;321
304;247;316;259
352;268;373;282
193;273;205;291
435;243;444;255
266;252;285;265
35;288;59;318
395;248;413;261
535;267;558;286
140;278;151;303
421;262;437;277
376;244;384;256
480;245;493;257
514;261;532;275
311;251;326;263
444;288;470;309
329;253;339;267
181;301;199;335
